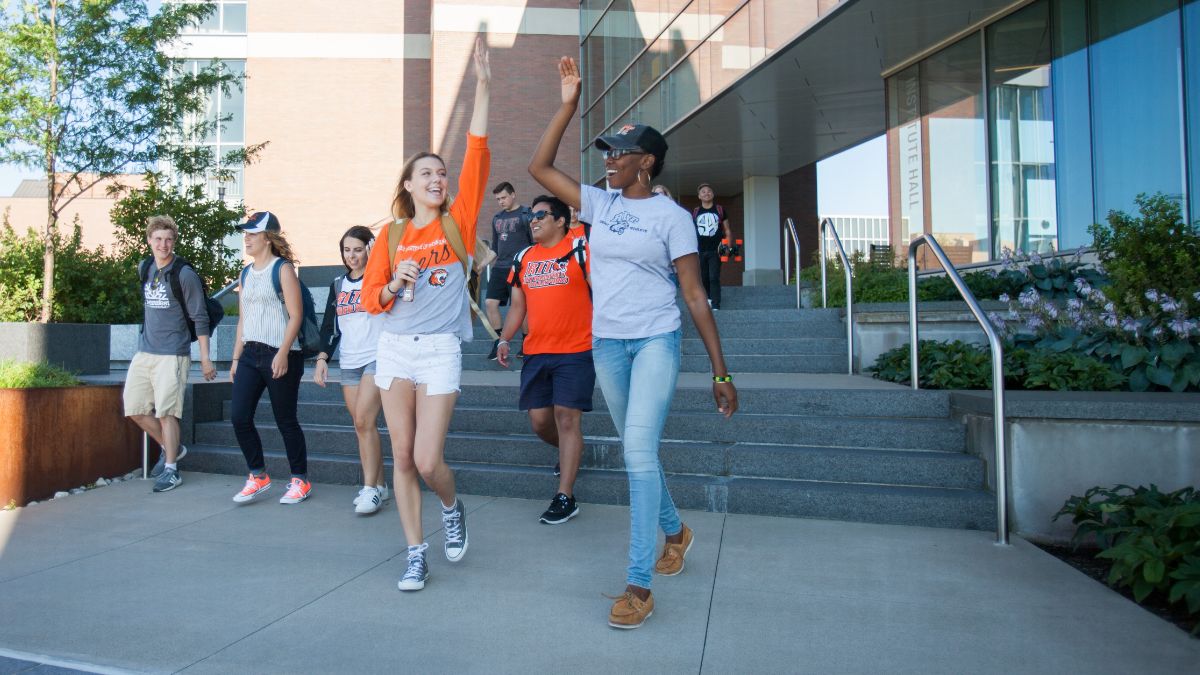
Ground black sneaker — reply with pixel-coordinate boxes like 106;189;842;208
442;498;468;562
150;445;187;478
487;338;500;361
152;468;182;493
539;493;579;524
553;462;561;477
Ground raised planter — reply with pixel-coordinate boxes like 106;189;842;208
0;322;110;374
952;390;1200;544
0;384;142;506
851;301;1007;373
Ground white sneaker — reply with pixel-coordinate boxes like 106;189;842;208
355;486;383;515
377;484;390;503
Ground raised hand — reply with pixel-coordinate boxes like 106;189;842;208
474;36;491;86
559;56;581;106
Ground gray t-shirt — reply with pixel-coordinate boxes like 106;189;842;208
580;185;698;339
138;258;210;356
378;231;474;342
491;206;534;266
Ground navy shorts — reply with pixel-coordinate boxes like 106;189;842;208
519;351;595;412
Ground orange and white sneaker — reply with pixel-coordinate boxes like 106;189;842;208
279;477;312;504
233;473;271;503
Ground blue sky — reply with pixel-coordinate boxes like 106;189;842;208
816;135;887;217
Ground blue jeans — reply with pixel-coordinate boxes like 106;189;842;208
592;330;684;589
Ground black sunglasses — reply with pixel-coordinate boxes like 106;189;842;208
602;148;646;160
531;209;553;221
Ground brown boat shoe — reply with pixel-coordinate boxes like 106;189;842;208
608;590;654;629
654;523;694;576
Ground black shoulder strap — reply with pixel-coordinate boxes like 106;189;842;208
138;257;152;285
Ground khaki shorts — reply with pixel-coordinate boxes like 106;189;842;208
123;352;190;418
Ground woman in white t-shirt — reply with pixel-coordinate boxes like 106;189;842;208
315;226;387;515
529;57;739;630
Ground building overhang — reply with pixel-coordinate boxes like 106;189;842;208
659;0;1018;195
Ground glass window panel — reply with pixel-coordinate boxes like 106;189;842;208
197;3;220;32
1050;0;1093;249
988;0;1057;256
711;4;751;94
1089;0;1186;222
922;34;988;265
1184;0;1200;225
222;3;246;34
219;60;245;144
667;40;707;124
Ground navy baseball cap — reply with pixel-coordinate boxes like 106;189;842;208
594;123;668;158
238;211;281;233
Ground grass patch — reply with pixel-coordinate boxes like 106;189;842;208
0;359;83;388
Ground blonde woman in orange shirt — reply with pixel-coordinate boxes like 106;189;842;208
361;38;490;592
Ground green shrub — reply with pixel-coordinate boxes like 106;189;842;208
0;359;83;388
1055;485;1200;631
870;340;1127;391
1090;193;1200;317
799;249;1096;307
0;218;141;324
109;173;244;293
1006;348;1126;391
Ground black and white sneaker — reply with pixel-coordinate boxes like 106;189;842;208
539;493;579;524
487;339;500;361
151;445;187;478
553;462;561;477
152;468;183;493
442;498;468;562
397;543;429;591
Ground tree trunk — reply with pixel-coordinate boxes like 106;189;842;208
38;0;59;324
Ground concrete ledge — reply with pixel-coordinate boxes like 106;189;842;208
952;390;1200;423
851;302;1006;373
951;391;1200;544
0;322;110;374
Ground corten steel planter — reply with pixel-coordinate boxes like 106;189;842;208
0;384;141;506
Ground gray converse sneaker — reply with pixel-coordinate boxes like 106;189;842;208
397;543;429;591
152;468;182;493
151;445;187;478
442;498;468;562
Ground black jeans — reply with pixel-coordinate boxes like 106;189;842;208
699;250;722;309
231;341;307;477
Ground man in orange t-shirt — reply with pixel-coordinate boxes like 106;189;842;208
497;194;593;524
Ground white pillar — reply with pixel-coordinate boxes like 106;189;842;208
742;175;782;286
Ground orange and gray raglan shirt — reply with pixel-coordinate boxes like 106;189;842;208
361;134;490;341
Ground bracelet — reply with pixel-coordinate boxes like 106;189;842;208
497;339;510;346
712;375;733;383
317;356;328;362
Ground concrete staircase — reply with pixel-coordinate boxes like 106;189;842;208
184;284;996;530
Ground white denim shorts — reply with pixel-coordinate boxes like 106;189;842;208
374;332;462;395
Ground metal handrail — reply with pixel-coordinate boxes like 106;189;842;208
782;218;801;309
818;218;854;374
212;277;239;301
907;234;1009;546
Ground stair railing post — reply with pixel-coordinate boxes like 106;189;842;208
785;218;801;309
819;218;854;374
907;234;1009;546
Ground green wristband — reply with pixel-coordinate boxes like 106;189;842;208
712;375;733;383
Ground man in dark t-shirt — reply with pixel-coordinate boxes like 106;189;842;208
692;183;733;310
486;181;534;358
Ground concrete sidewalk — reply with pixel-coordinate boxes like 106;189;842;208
0;473;1195;674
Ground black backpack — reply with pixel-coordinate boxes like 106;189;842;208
139;256;225;342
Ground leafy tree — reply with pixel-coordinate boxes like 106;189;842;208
0;0;257;322
109;172;243;294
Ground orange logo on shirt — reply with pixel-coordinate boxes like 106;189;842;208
428;268;449;286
